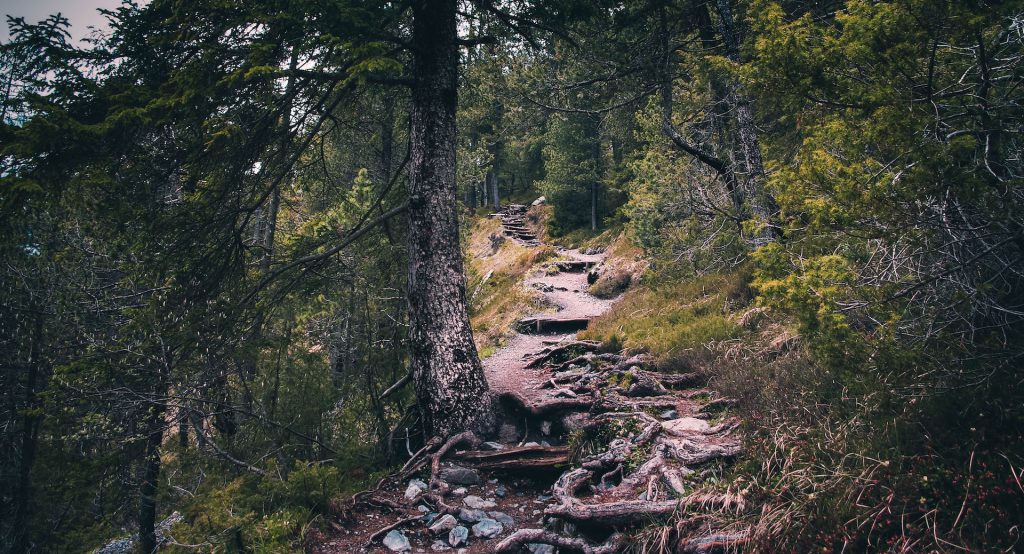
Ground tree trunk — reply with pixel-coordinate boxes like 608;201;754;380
713;0;779;246
11;317;43;554
487;169;500;209
408;0;490;439
590;114;601;231
137;402;166;554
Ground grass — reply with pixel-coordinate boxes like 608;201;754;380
581;270;751;371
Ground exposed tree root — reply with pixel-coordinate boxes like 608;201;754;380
495;529;626;554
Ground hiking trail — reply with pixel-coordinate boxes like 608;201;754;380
311;204;748;554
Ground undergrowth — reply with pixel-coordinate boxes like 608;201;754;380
581;254;1024;551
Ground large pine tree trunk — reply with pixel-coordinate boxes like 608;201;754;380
408;0;489;439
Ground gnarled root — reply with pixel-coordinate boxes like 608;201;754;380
495;529;626;554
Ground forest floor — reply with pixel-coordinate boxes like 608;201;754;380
308;205;748;554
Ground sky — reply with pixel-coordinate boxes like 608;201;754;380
1;0;127;43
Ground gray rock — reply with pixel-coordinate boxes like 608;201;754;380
495;484;507;498
463;495;497;510
487;511;515;528
540;420;553;435
448;526;469;547
522;441;541;447
451;487;468;496
383;529;411;552
482;441;505;451
659;409;679;420
527;544;556;554
439;465;481;486
458;508;487;523
471;518;503;539
417;505;430;513
429;514;458;535
405;478;428;500
531;196;546;206
430;540;451;551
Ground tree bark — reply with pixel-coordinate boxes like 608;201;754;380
487;168;500;209
712;0;779;246
137;402;166;554
10;317;43;554
408;0;490;439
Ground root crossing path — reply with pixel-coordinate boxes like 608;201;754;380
315;205;749;554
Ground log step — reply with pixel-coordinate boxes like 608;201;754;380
519;317;591;334
453;445;569;470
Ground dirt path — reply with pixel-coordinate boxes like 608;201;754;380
485;246;613;399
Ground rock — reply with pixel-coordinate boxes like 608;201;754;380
383;530;411;552
429;514;458;535
439;466;481;486
430;540;451;551
488;511;515;528
540;420;552;435
495;484;507;498
452;487;468;496
417;505;430;513
405;479;428;500
540;440;551;447
481;441;505;451
472;518;503;539
531;196;546;206
527;544;556;554
463;495;497;510
448;526;469;547
659;409;679;420
662;417;711;435
458;508;487;523
522;441;541;447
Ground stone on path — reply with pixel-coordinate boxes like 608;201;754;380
429;514;458;535
383;529;411;552
448;526;469;547
458;507;487;523
463;495;497;510
527;544;555;554
405;479;428;500
662;417;711;435
472;518;503;539
439;465;481;486
488;511;515;528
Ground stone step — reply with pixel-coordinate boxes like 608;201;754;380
550;260;596;273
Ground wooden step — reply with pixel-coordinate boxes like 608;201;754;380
519;317;591;334
453;445;568;470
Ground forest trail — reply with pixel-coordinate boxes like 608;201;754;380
311;205;748;553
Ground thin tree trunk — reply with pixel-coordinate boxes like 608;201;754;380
713;0;779;246
137;406;164;554
488;169;500;209
408;0;490;439
11;317;43;554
